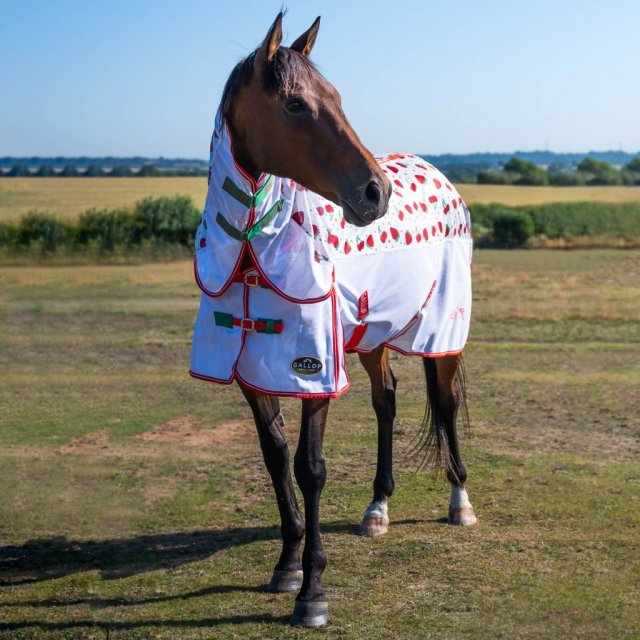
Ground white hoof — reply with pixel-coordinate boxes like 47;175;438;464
448;506;477;526
448;485;476;525
358;500;389;536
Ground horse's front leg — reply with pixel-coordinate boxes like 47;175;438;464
290;397;330;628
239;383;305;592
357;346;396;536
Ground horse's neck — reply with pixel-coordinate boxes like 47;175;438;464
225;119;261;181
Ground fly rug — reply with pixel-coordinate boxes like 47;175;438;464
191;117;472;395
188;11;477;629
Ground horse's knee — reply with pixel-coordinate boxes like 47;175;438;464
371;386;396;422
260;414;290;460
294;452;326;494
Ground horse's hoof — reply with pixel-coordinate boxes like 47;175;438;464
448;506;477;526
357;515;389;537
290;599;329;628
266;569;303;593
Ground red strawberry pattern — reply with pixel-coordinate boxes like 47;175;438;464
301;154;471;260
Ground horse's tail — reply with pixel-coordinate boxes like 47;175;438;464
413;356;469;482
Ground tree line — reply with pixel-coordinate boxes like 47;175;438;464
1;164;207;177
475;157;640;186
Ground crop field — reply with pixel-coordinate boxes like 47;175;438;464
2;177;640;221
0;249;638;639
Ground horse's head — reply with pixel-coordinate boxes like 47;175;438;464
221;13;391;227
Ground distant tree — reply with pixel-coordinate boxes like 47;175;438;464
59;165;80;177
625;157;640;173
503;157;548;186
83;164;105;177
548;171;585;186
109;164;133;177
35;164;56;177
8;165;31;177
577;158;621;185
492;210;534;247
137;164;161;177
477;170;510;184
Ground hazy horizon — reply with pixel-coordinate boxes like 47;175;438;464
2;0;639;157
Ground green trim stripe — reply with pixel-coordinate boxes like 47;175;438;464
245;199;283;240
222;175;274;209
222;177;251;207
216;199;284;242
215;212;244;241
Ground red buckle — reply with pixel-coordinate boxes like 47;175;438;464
243;273;260;287
240;318;255;331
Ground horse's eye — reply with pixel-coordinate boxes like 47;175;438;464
285;98;307;114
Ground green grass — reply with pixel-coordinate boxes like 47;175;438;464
0;250;639;639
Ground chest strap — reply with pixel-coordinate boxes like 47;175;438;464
214;311;283;334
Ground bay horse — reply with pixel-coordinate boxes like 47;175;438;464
190;13;477;628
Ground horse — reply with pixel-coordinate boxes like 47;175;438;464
189;13;477;628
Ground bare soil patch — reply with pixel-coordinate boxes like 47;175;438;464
58;429;111;454
138;416;253;446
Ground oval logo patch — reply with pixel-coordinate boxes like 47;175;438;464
291;356;323;377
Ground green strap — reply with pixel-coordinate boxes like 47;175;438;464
213;311;234;328
222;175;274;209
216;199;284;242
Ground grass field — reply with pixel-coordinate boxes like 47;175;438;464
0;250;638;639
2;177;640;221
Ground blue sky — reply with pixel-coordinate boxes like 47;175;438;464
1;0;639;157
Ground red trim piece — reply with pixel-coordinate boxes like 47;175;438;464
189;369;235;386
385;345;465;359
344;323;368;352
331;289;340;390
235;371;350;399
357;291;369;320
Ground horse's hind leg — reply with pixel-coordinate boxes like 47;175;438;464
424;354;477;526
239;384;305;592
357;346;396;537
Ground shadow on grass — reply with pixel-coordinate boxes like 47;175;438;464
2;519;415;587
0;615;291;633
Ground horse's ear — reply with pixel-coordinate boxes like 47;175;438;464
256;12;283;64
290;16;321;57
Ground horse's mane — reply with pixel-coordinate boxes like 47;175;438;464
221;47;321;123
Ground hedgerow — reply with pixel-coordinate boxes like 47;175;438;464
0;197;638;260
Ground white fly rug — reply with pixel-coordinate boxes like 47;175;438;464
190;110;472;398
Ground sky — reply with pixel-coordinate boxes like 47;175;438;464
1;0;639;158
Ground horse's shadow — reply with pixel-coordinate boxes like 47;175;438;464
0;519;429;631
1;519;428;590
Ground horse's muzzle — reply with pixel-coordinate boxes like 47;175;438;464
341;177;391;227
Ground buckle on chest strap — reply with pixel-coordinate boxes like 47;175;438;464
240;318;255;331
243;273;260;287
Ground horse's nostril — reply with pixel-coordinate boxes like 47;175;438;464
365;180;382;206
